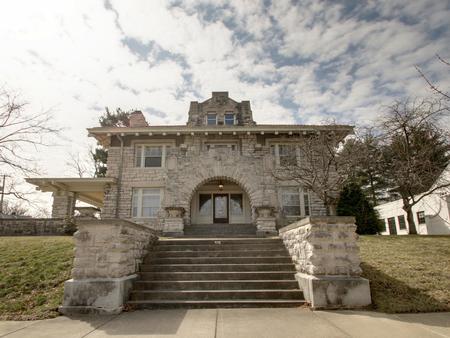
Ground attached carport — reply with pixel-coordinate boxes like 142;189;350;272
26;177;116;218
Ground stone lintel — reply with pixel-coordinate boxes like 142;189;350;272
296;272;371;310
279;216;356;233
59;274;137;315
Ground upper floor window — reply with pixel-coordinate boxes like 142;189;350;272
135;145;169;168
207;113;217;125
132;188;161;218
271;144;297;166
417;211;426;224
224;113;235;125
280;187;310;217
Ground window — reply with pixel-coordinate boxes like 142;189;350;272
281;187;301;216
271;144;297;166
199;194;212;216
230;194;243;215
132;188;161;218
387;217;397;235
304;192;310;216
417;211;426;224
135;145;166;168
398;215;407;230
381;220;386;232
224;113;235;125
207;113;217;125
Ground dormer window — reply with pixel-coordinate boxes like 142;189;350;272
224;113;235;125
207;113;217;125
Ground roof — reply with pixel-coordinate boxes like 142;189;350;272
26;177;116;207
87;124;354;146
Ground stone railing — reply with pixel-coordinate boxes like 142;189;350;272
60;218;158;315
279;216;371;309
0;218;71;236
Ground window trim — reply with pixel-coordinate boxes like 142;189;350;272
270;143;299;167
224;112;236;125
131;188;162;219
417;211;426;224
133;141;175;169
206;113;217;125
279;186;310;217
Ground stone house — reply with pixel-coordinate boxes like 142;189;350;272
27;92;353;236
25;92;372;312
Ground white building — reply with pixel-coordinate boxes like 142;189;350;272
375;165;450;235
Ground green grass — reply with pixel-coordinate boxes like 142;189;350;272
359;235;450;313
0;235;449;320
0;236;73;320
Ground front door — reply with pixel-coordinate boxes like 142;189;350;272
213;194;229;223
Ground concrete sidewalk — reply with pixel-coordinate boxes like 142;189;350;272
0;308;449;338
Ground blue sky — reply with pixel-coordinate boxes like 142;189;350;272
0;0;449;213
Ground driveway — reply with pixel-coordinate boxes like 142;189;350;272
0;308;449;338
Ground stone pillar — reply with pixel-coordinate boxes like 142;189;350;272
52;191;76;218
163;207;185;237
279;216;371;309
255;206;277;237
59;219;158;315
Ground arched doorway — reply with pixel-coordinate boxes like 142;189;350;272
190;178;253;225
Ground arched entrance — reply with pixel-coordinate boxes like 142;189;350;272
189;178;253;225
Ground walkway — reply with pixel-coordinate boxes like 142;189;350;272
1;308;449;338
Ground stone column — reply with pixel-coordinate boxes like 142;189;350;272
51;191;76;218
255;206;277;237
163;207;185;237
279;216;371;309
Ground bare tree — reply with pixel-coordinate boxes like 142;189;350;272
416;55;450;101
0;199;28;216
379;99;450;234
0;88;60;174
65;151;95;178
272;129;354;215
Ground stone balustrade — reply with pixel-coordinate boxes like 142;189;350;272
60;218;158;315
279;216;371;309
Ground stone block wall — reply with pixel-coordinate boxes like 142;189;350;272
279;216;361;276
279;216;371;309
0;218;69;236
71;219;158;279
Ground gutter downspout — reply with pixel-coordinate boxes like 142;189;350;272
115;135;124;218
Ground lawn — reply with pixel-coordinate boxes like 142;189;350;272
0;235;449;320
0;236;73;320
359;235;450;313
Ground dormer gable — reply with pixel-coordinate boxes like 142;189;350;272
187;92;256;126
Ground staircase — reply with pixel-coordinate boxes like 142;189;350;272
184;223;257;237
127;237;305;308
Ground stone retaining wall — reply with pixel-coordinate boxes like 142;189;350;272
279;216;371;309
60;218;158;315
0;218;69;236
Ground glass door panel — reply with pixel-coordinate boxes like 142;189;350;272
213;194;229;223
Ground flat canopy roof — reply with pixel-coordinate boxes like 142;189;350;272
26;177;116;207
88;124;354;146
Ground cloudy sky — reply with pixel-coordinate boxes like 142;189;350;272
0;0;449;213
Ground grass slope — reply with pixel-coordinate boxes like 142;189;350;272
0;236;73;320
359;235;450;313
0;235;449;319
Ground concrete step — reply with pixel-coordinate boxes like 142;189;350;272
133;280;299;290
145;256;292;265
130;289;304;301
150;249;289;258
138;271;298;281
153;244;284;252
140;263;296;273
127;299;306;309
157;238;282;246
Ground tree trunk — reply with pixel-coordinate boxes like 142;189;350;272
368;171;377;206
402;202;417;234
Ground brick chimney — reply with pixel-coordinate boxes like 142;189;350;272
129;110;148;127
